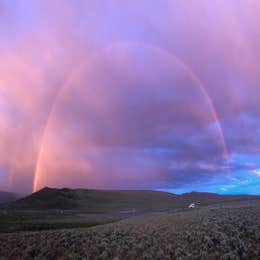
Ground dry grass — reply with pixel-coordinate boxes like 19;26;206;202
0;201;260;259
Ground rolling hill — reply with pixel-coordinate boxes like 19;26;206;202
4;187;260;211
0;191;22;204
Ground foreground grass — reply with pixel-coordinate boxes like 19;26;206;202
0;201;260;259
0;210;120;233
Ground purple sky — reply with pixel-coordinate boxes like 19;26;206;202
1;0;260;194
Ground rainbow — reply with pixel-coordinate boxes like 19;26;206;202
0;55;44;191
33;42;229;192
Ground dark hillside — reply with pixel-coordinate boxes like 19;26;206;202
5;187;260;211
0;191;22;204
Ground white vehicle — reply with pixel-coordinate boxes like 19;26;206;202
188;203;195;208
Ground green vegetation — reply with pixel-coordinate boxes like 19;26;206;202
0;210;120;233
5;187;260;211
1;189;260;259
0;200;259;259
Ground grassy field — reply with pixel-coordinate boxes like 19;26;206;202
0;200;259;259
0;210;120;233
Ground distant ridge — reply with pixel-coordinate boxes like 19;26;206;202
4;187;260;211
0;191;22;204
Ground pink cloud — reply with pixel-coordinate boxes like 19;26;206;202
1;1;260;193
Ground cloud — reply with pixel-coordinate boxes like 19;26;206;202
251;169;260;178
1;1;260;193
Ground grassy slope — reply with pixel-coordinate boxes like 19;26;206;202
0;209;119;233
0;200;259;259
5;187;260;211
6;188;179;211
